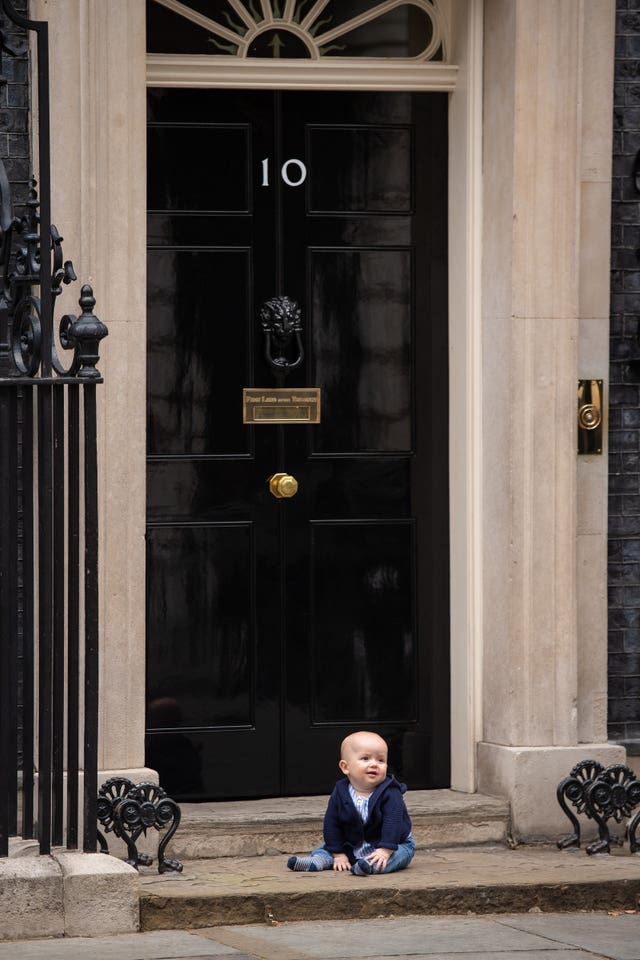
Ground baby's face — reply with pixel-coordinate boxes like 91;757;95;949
339;733;388;795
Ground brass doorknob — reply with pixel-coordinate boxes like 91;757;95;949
268;473;298;498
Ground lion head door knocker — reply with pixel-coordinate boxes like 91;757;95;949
260;296;304;378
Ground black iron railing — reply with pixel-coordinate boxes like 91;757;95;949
0;0;107;857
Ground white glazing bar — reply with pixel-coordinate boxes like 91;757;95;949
228;0;256;29
283;0;297;21
301;0;331;31
237;22;317;57
260;0;274;23
151;0;243;44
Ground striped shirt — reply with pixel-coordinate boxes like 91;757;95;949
348;784;376;860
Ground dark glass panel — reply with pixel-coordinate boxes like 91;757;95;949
313;0;375;24
248;29;311;58
308;126;412;213
147;249;251;456
310;521;416;723
293;0;316;22
317;5;434;58
177;0;252;31
310;248;412;453
240;0;266;23
146;524;253;729
148;126;249;213
147;1;241;55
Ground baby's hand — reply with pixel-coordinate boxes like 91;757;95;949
365;847;393;872
332;853;350;872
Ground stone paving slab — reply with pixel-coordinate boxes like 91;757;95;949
139;845;640;929
203;916;588;957
3;914;640;960
0;930;248;960
202;914;640;960
498;914;640;960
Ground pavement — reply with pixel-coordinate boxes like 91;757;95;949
0;913;640;960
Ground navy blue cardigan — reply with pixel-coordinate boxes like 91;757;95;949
322;775;412;854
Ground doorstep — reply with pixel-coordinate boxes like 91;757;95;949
161;790;510;860
138;843;640;930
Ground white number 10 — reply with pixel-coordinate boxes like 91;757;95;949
261;157;307;188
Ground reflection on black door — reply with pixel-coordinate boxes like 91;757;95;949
146;90;449;799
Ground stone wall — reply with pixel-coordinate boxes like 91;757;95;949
0;0;29;209
609;0;640;753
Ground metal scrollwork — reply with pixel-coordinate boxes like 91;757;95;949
556;760;640;855
50;223;77;298
97;777;141;856
260;295;304;377
585;765;640;855
97;777;183;874
12;177;41;288
556;759;604;849
0;167;107;380
11;294;42;377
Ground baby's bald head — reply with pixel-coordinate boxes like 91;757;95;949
340;731;388;762
338;731;389;794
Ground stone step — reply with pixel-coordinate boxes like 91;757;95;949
138;844;640;930
164;790;510;861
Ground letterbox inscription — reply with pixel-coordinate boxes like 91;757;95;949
243;387;321;424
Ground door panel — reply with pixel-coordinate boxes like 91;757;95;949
309;247;412;453
307;126;412;213
147;248;252;456
309;520;417;724
147;524;254;728
147;124;251;212
146;88;449;799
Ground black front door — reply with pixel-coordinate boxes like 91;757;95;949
146;89;449;800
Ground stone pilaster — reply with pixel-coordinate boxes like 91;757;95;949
33;0;148;774
479;0;624;838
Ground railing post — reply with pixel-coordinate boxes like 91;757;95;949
83;383;99;853
37;382;53;855
0;387;16;856
20;386;35;840
66;384;80;849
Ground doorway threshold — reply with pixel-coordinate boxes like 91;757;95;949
167;789;509;861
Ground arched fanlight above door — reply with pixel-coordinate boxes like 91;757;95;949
147;0;449;62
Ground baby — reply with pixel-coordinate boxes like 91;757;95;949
287;730;415;875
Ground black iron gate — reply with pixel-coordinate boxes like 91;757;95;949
0;0;107;856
